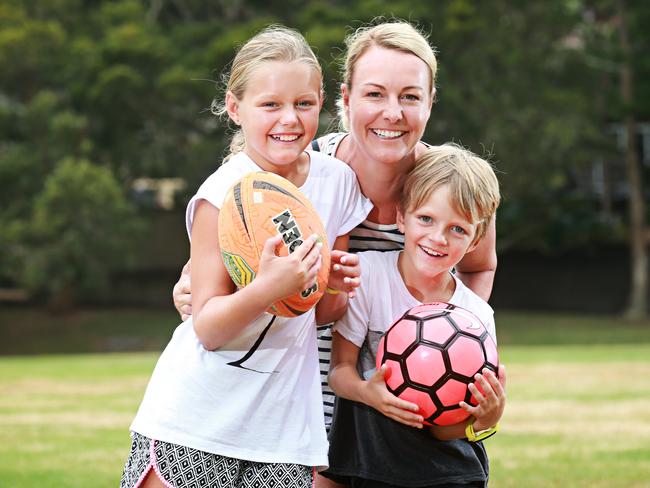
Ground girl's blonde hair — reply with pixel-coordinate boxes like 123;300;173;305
337;20;438;131
400;143;501;242
212;25;323;155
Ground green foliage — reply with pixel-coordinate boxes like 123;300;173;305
0;0;648;301
11;158;140;304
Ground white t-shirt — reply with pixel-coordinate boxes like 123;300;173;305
130;151;372;468
334;250;496;380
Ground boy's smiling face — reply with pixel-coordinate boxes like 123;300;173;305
397;184;480;282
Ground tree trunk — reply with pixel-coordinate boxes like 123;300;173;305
618;0;648;319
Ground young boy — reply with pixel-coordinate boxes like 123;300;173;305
324;144;506;488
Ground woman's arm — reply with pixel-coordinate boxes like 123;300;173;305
455;218;497;301
190;200;322;350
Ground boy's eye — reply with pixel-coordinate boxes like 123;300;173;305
297;100;315;108
262;101;278;108
451;225;466;234
418;215;432;223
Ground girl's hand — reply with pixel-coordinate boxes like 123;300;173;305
173;260;192;321
328;250;360;298
459;364;507;431
256;233;323;302
361;364;424;429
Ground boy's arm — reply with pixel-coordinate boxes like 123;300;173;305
455;218;497;301
315;235;359;325
329;331;424;429
429;365;507;441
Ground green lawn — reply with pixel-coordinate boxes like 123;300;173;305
1;308;650;487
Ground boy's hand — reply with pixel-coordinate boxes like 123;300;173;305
459;364;507;431
328;250;360;298
362;364;424;429
173;260;192;321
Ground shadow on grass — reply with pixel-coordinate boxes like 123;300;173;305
1;306;649;356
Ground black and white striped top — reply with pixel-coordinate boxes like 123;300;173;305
312;133;407;427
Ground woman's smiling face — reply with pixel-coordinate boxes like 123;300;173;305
343;45;434;165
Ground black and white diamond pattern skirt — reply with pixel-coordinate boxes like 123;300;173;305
120;432;313;488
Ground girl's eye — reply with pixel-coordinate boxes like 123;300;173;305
418;215;432;224
262;102;278;108
451;225;466;234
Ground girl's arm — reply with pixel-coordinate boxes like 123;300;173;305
315;234;360;325
329;331;424;429
191;200;322;350
429;365;507;441
455;218;497;301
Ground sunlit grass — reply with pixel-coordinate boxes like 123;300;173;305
1;308;650;487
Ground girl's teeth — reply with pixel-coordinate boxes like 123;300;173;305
373;129;405;139
272;134;300;142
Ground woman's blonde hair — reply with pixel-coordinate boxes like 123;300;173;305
212;25;323;155
337;20;438;131
400;143;500;242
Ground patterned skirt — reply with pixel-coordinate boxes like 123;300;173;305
120;432;313;488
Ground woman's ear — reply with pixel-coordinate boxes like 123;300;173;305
225;91;240;125
341;83;350;113
396;206;406;234
429;87;437;110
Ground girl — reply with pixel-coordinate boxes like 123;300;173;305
121;26;371;488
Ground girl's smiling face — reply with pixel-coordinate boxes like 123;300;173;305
226;60;322;174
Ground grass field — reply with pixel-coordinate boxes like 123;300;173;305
1;308;650;487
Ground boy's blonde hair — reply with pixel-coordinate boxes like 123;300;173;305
337;20;437;131
400;144;500;241
212;25;323;155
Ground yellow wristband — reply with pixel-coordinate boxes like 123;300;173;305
325;287;342;295
465;418;499;442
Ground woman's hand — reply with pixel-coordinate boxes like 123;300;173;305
173;260;192;321
327;250;360;298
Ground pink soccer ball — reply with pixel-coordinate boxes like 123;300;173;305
376;302;499;426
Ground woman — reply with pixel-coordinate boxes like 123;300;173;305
172;20;497;488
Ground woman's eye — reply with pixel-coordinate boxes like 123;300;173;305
366;91;382;98
402;94;420;101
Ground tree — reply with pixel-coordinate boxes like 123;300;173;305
581;0;650;318
10;158;140;310
617;0;647;318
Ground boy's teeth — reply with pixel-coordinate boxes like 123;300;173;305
373;129;405;139
272;134;300;142
421;246;443;257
